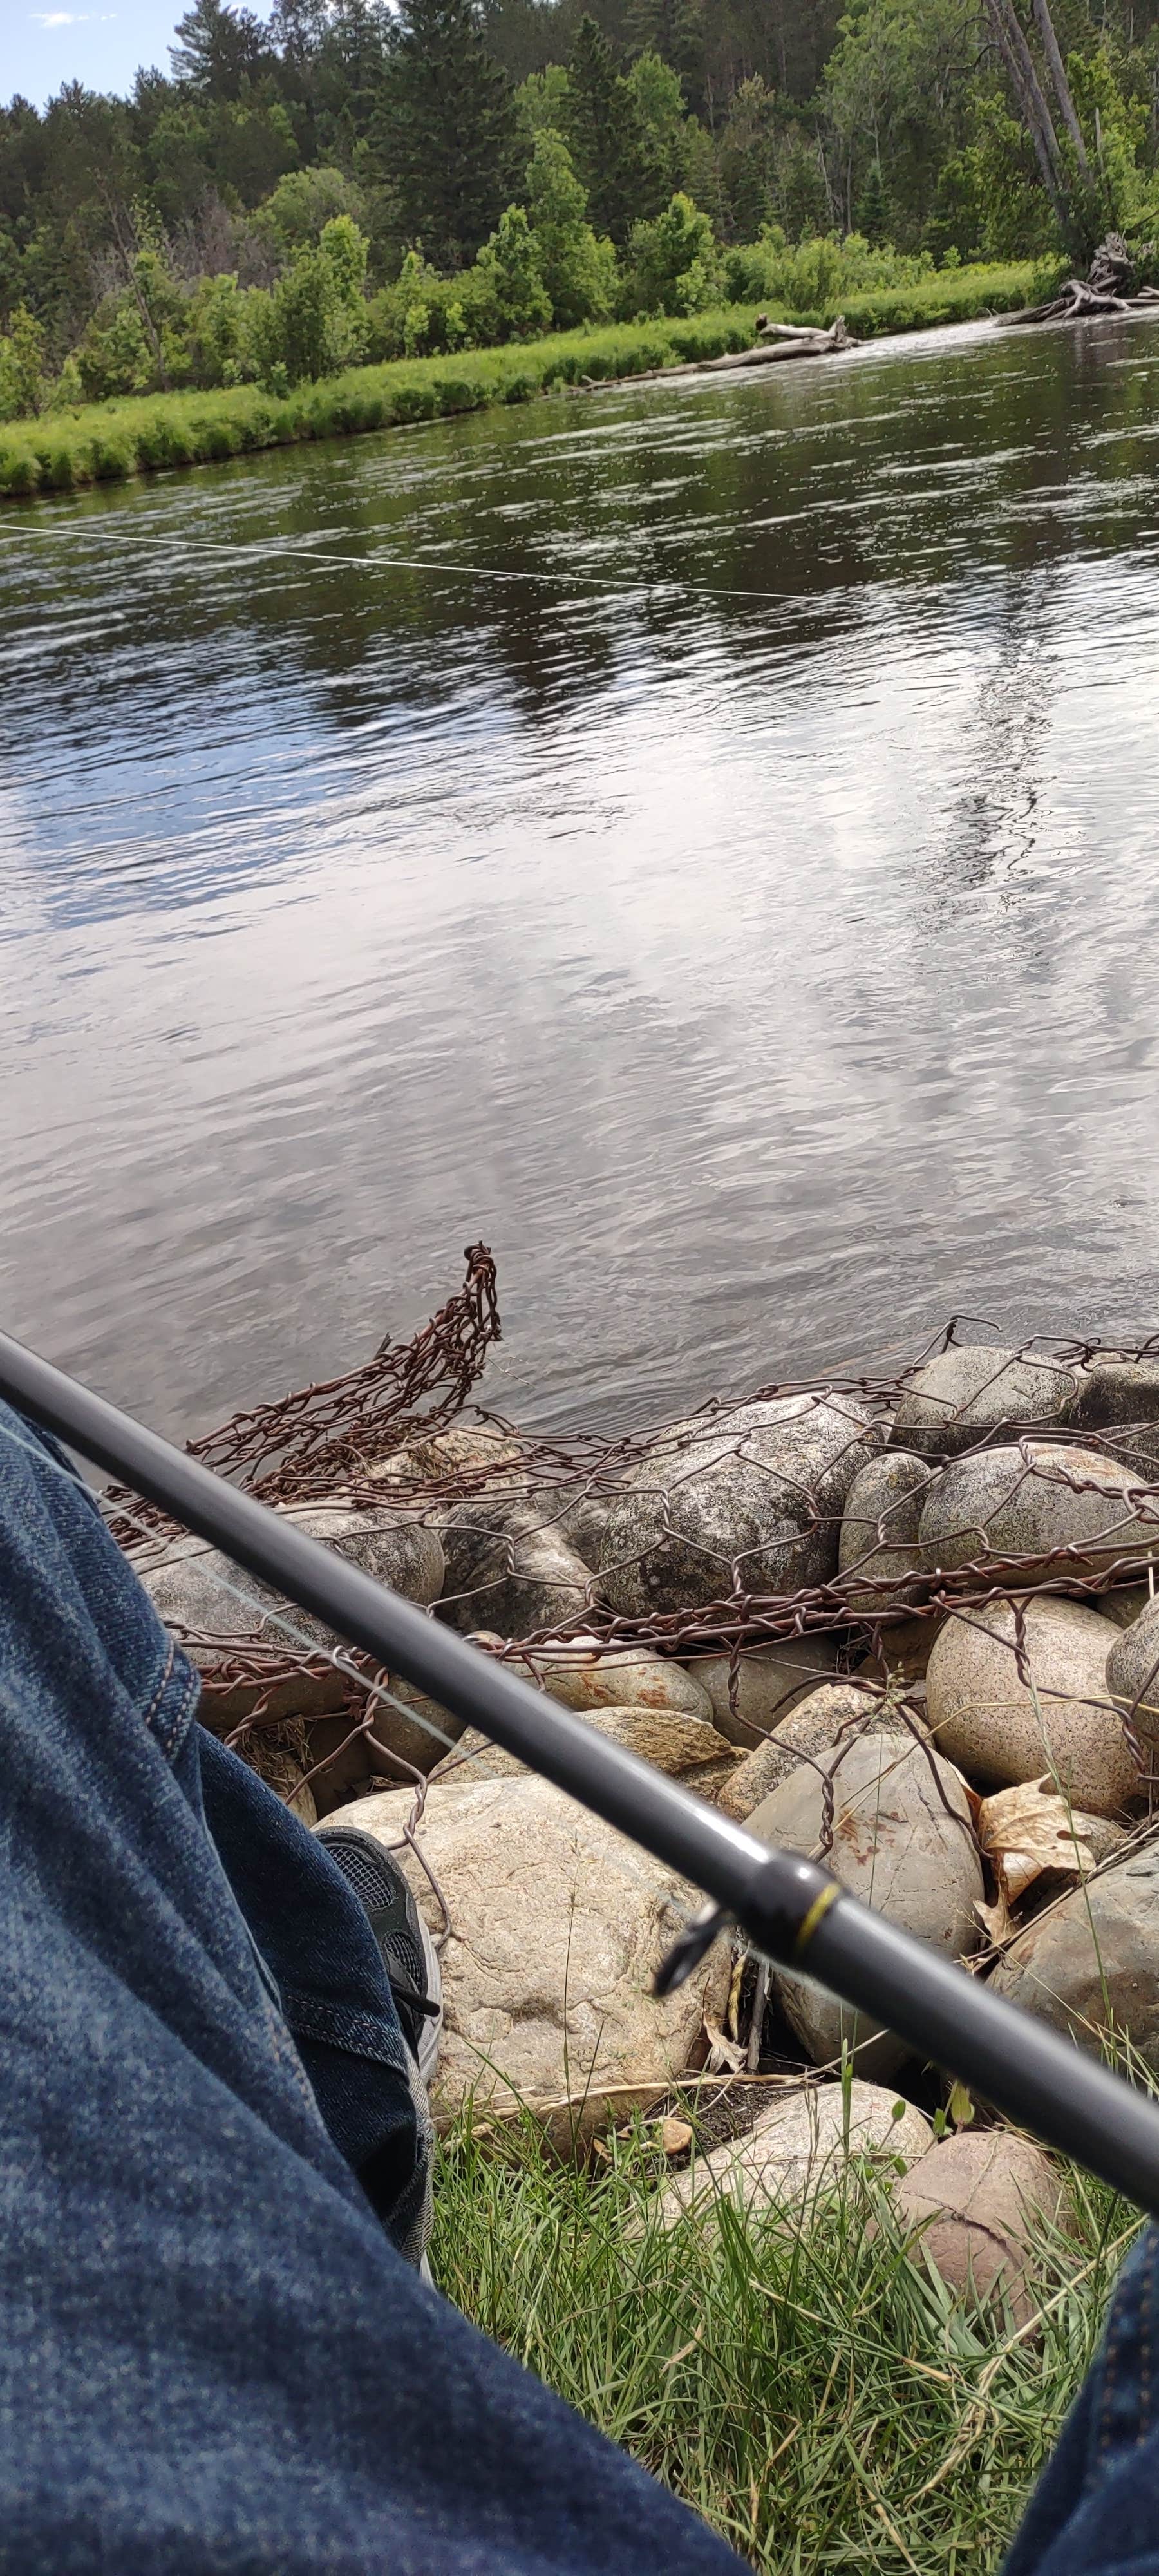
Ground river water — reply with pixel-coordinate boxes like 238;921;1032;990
5;314;1159;1442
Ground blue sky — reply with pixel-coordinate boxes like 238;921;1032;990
4;0;274;108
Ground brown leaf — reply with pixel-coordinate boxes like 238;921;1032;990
657;2116;693;2157
974;1890;1016;1947
702;2016;747;2074
977;1778;1095;1904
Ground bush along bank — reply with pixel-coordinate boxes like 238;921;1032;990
0;264;1041;502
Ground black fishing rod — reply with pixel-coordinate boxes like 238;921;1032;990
3;1323;1159;2213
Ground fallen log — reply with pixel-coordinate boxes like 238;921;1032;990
580;313;854;392
1005;231;1159;326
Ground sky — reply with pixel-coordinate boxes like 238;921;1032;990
3;0;274;108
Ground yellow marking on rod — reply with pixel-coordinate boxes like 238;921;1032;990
793;1882;842;1960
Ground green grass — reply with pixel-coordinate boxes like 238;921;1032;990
430;2103;1134;2573
0;266;1040;504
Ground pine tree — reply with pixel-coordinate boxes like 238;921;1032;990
372;0;518;269
627;0;704;106
169;0;272;97
854;155;888;242
563;15;657;245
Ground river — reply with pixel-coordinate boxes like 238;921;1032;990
5;312;1159;1442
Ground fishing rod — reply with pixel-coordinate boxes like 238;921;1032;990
3;1323;1159;2213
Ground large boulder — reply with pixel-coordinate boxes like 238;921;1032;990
918;1442;1159;1587
1064;1358;1159;1475
658;2081;931;2228
925;1597;1139;1818
690;1636;841;1747
1107;1599;1159;1747
437;1497;597;1639
747;1732;983;2078
598;1394;878;1618
716;1682;923;1821
838;1452;934;1611
429;1701;737;1797
323;1774;730;2128
137;1502;444;1719
992;1843;1159;2070
892;2129;1069;2327
892;1347;1077;1459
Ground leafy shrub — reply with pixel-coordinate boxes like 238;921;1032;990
249;214;370;387
466;206;552;343
624;193;721;316
526;128;617;328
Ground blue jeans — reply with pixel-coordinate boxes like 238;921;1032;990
0;1399;1151;2573
0;1402;744;2572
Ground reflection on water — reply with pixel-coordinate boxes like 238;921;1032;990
4;314;1159;1439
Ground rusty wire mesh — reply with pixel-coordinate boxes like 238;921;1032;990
108;1280;1159;1868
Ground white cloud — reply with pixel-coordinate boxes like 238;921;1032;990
30;12;88;24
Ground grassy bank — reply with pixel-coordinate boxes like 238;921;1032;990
0;264;1037;504
431;2106;1131;2575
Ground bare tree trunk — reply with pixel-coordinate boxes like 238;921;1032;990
1031;0;1089;174
984;0;1072;245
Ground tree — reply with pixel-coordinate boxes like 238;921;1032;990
525;124;616;321
625;50;692;193
855;153;888;237
563;15;657;242
0;302;46;417
170;0;274;98
627;0;704;106
372;0;518;267
251;210;370;380
625;186;719;308
469;202;552;334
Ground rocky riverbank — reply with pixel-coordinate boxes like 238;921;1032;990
131;1323;1159;2320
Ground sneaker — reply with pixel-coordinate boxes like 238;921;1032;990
317;1824;442;2088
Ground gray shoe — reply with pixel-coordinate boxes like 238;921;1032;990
317;1824;442;2088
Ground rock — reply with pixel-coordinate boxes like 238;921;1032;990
854;1617;945;1685
925;1596;1140;1817
918;1442;1159;1587
747;1733;983;2078
429;1701;738;1795
992;1841;1159;2069
708;1640;842;1736
137;1503;444;1719
538;1487;621;1569
598;1393;878;1618
838;1452;934;1610
437;1497;597;1639
500;1633;715;1725
892;2130;1069;2326
366;1421;526;1495
716;1682;926;1821
1064;1358;1159;1474
322;1774;730;2128
1019;1812;1127;1917
1107;1598;1159;1747
892;1347;1077;1458
658;2081;931;2228
1099;1585;1154;1630
690;1636;842;1747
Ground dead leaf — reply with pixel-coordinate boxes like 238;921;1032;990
977;1778;1095;1904
974;1891;1016;1947
702;2016;747;2074
657;2116;693;2157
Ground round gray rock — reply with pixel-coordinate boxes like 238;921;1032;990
893;2128;1069;2327
747;1732;983;2078
321;1772;731;2128
717;1681;925;1821
500;1633;715;1724
658;2081;931;2228
838;1451;934;1611
892;1347;1077;1458
1064;1358;1159;1473
437;1497;597;1639
598;1393;878;1618
1107;1598;1159;1747
690;1636;841;1746
925;1596;1140;1817
992;1841;1159;2070
919;1441;1159;1587
137;1502;444;1719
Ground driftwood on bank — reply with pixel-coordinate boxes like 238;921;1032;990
581;313;853;393
1006;231;1159;326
